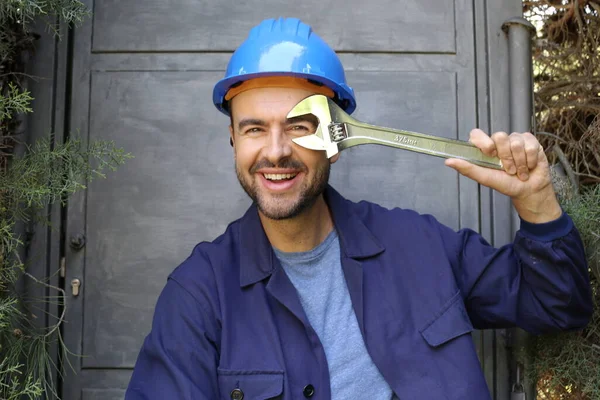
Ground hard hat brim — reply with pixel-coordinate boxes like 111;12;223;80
213;71;356;116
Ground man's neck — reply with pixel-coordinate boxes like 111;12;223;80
259;195;334;253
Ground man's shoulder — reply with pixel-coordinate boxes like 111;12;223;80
169;217;242;286
342;194;427;225
332;190;450;243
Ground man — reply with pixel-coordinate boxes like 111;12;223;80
126;17;592;399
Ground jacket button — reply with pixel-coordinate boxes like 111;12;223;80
303;384;315;398
230;388;244;400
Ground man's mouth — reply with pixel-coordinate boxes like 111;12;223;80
263;173;298;181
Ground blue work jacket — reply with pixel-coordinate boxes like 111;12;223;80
126;185;592;400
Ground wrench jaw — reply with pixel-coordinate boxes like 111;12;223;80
287;94;341;159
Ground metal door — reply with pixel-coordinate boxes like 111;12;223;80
58;0;524;398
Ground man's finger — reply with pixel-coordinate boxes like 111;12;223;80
508;133;529;181
469;129;497;157
522;132;540;170
491;131;516;175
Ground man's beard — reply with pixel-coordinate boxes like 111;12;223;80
236;157;330;220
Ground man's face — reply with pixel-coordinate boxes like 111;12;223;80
229;86;338;220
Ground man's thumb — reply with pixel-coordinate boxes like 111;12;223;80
445;158;491;185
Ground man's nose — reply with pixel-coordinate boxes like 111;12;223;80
264;129;293;163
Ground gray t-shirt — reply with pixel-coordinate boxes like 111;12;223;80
273;229;396;400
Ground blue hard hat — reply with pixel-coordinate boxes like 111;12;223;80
213;17;356;116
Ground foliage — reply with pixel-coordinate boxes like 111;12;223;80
525;0;600;186
562;185;600;280
523;184;600;400
0;83;33;123
0;1;130;399
1;136;130;400
0;0;89;23
523;1;600;398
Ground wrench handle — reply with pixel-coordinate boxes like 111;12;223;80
340;122;503;170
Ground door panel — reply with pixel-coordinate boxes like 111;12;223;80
92;0;456;52
84;70;247;368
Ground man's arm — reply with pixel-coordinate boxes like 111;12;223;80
430;210;593;334
442;129;592;332
125;278;220;399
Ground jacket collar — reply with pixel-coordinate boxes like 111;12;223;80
239;185;385;287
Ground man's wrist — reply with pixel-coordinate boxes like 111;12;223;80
513;187;563;224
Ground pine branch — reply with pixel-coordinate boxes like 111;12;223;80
0;83;33;123
0;135;132;217
0;0;90;31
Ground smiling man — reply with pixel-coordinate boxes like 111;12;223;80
229;84;339;252
126;18;593;400
232;87;331;219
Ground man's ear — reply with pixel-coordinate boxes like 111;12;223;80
229;125;234;147
330;153;340;164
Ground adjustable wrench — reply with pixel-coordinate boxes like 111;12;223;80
287;94;503;170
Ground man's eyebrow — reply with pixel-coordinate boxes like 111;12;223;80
237;118;267;131
286;114;319;126
236;115;320;131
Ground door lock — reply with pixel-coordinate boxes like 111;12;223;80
71;278;81;297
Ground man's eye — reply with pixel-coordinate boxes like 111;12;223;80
290;125;310;132
245;127;262;134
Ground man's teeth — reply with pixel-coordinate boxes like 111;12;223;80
264;173;297;181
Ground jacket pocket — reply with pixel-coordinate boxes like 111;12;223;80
419;291;474;347
217;369;284;400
